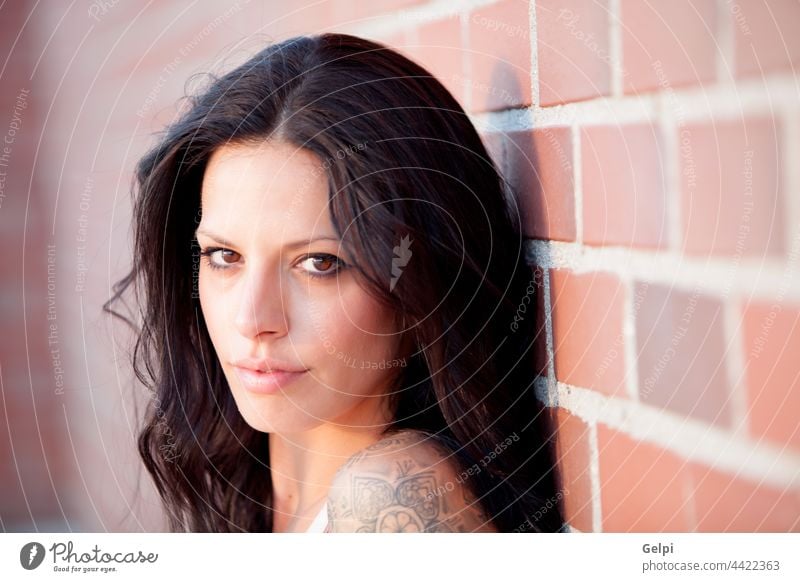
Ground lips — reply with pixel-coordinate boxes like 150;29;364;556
232;366;307;395
231;356;308;374
230;356;308;395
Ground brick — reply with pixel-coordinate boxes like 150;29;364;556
690;464;800;531
0;380;67;525
635;284;732;426
331;0;423;24
106;3;256;79
108;0;414;80
549;408;594;531
581;124;668;248
741;303;800;450
536;0;611;106
84;0;141;27
679;118;785;256
364;31;408;56
0;1;30;60
248;1;334;37
597;426;692;532
734;0;800;78
408;17;467;108
467;0;532;112
0;1;65;529
621;0;717;94
507;128;576;241
550;270;626;396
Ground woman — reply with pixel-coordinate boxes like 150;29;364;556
105;32;564;533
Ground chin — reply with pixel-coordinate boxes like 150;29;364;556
232;399;316;434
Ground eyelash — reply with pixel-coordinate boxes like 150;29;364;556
197;246;346;279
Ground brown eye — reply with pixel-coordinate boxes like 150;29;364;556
220;249;240;264
298;254;345;278
313;257;334;271
199;247;241;270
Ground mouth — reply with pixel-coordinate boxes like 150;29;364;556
232;366;308;395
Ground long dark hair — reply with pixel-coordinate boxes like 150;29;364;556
105;32;564;533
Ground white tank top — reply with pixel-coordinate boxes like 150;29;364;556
304;501;329;533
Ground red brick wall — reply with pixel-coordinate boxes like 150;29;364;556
0;0;65;530
1;0;797;532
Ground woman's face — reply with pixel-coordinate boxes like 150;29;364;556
195;140;402;434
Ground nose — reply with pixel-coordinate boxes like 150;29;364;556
232;264;289;339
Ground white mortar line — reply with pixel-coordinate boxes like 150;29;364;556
547;382;800;490
529;0;539;108
538;377;604;531
470;74;800;131
588;422;603;532
621;276;640;401
723;296;751;441
525;240;800;303
608;0;623;97
658;99;683;252
534;373;556;407
715;0;737;85
542;267;557;389
782;104;800;263
345;0;496;38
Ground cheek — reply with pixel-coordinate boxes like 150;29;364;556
307;282;400;370
198;271;226;345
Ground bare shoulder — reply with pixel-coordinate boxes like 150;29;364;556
326;429;497;533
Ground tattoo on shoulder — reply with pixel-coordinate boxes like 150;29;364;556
326;434;497;533
364;437;406;452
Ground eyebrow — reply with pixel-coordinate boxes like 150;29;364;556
194;227;340;249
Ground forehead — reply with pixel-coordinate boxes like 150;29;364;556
200;140;330;226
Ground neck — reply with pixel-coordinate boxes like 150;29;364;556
268;397;395;530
